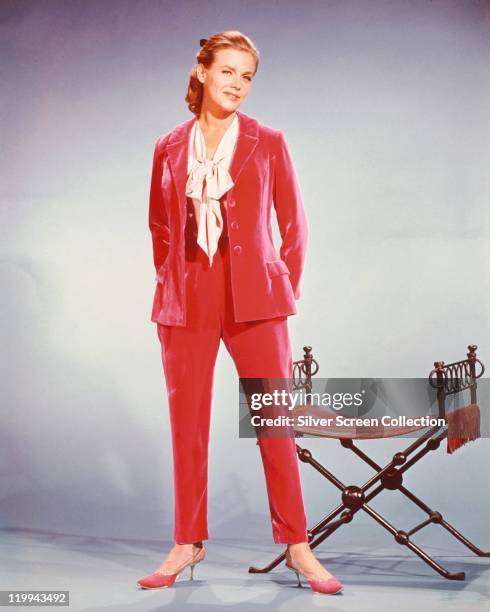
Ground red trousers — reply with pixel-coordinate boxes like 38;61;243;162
156;221;308;544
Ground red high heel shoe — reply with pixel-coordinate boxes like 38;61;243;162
285;559;344;595
137;546;206;589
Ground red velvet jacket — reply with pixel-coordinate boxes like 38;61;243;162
149;109;308;326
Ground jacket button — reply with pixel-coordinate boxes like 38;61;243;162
188;211;194;217
233;245;242;255
228;199;236;208
230;220;239;230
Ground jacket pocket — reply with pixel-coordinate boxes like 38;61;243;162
266;259;290;278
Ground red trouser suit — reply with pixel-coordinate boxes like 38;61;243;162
157;202;308;544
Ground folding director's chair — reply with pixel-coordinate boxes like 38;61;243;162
249;344;488;581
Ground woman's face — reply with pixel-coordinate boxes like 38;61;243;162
197;47;256;115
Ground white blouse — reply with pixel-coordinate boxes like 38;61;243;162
185;113;239;265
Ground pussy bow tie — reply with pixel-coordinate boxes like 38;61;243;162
185;123;236;265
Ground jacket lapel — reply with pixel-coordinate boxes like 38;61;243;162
165;110;259;213
228;110;259;185
165;117;194;215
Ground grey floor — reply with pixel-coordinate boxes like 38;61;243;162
2;525;489;612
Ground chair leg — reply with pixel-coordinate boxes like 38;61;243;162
303;477;468;581
398;484;490;557
360;501;466;580
248;437;485;580
345;432;490;565
439;517;490;557
248;548;288;574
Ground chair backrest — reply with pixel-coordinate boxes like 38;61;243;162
291;344;485;443
292;346;319;397
429;344;485;418
292;344;486;417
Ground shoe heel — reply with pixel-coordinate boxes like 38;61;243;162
189;563;197;581
293;569;302;588
286;562;302;587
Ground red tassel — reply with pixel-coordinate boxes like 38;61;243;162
447;403;481;454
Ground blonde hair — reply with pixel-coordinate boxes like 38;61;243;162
185;30;260;116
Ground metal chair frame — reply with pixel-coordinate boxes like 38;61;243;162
248;344;488;581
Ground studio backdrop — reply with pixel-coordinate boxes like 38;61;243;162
1;0;489;546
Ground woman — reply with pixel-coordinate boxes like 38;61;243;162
137;31;343;595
